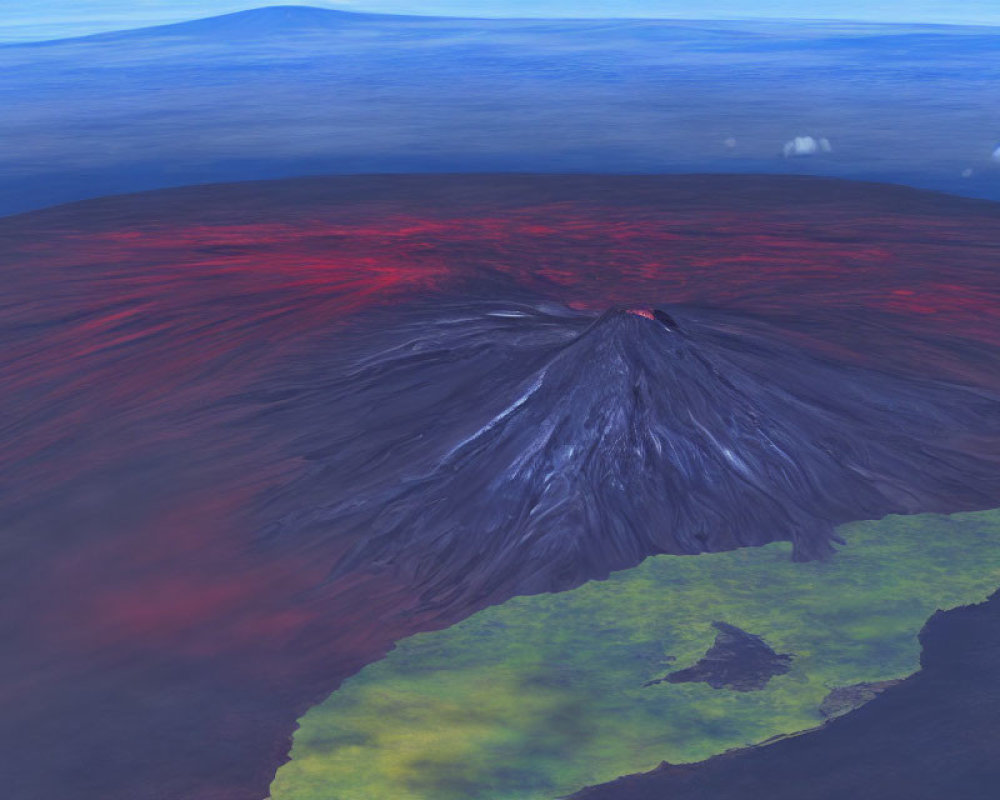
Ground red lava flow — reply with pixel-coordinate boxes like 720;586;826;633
2;174;999;800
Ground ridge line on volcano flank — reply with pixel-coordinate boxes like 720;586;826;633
442;310;681;463
269;303;1000;606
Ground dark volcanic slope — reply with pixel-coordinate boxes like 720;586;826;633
269;302;1000;604
574;589;1000;800
2;175;1000;800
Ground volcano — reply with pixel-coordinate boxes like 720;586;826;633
266;302;1000;605
4;174;1000;800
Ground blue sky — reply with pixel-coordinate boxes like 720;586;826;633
3;1;1000;41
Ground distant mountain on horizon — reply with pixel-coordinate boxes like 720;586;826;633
2;4;998;216
6;3;997;47
2;6;426;46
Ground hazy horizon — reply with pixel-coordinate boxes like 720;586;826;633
4;1;1000;43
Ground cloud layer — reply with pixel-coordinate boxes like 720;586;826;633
783;136;833;157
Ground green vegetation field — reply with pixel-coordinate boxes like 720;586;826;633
270;509;1000;800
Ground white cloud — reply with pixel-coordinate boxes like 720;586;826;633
782;136;832;157
962;168;974;178
723;137;737;149
992;146;1000;163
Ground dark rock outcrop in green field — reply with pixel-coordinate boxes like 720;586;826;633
658;622;793;692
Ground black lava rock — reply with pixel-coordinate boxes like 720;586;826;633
655;621;793;692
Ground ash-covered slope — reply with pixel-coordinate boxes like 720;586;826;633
266;304;1000;604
